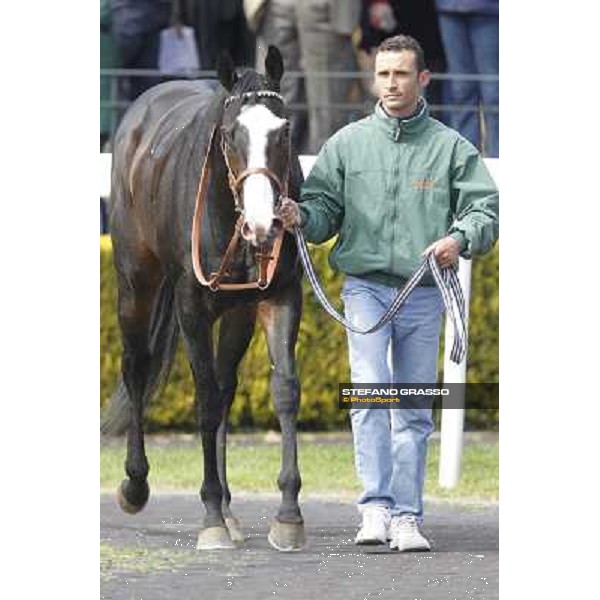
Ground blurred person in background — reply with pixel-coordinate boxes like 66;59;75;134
101;0;124;234
434;0;498;157
110;0;172;100
183;0;255;70
357;0;448;124
101;0;122;150
245;0;361;154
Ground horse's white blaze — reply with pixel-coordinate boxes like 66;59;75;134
236;104;286;234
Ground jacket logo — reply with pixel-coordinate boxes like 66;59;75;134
413;178;436;190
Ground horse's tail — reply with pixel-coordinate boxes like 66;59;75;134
100;279;179;436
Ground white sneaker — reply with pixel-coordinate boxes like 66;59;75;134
389;515;431;552
355;505;390;545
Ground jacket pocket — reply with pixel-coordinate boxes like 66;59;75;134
408;169;452;232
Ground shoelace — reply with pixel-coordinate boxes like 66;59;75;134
391;515;419;533
362;507;389;528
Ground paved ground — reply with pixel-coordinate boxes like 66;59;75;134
101;493;498;600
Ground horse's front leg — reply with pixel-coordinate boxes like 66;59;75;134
175;279;234;550
215;305;257;544
258;280;306;551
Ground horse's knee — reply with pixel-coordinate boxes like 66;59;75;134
197;407;222;433
216;372;238;406
271;372;300;414
271;370;299;395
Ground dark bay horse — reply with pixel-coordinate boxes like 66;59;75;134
105;47;306;551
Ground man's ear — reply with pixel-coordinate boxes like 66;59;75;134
418;69;431;89
265;45;284;91
217;51;238;91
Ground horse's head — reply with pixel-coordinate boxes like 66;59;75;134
217;46;290;246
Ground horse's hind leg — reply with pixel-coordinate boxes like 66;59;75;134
115;257;162;514
258;280;306;551
215;306;257;543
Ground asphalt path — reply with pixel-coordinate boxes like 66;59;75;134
101;493;498;600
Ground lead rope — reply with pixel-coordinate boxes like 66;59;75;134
292;225;467;364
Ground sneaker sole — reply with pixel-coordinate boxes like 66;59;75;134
355;538;386;546
389;545;431;552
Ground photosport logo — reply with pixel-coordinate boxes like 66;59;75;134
337;383;499;410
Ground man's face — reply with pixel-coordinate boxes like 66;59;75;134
374;50;430;118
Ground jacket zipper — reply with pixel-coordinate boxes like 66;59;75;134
390;124;402;273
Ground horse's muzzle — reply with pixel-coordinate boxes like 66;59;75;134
241;217;284;245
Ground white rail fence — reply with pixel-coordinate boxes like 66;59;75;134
100;154;499;488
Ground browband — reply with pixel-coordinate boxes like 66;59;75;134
223;90;285;109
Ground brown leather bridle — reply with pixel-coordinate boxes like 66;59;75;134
191;91;290;292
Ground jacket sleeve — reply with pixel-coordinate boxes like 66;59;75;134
298;137;346;244
448;138;499;258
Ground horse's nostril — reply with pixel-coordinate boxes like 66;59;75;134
241;221;253;240
242;220;281;244
270;218;284;238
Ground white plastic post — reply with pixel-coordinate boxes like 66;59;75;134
100;153;112;199
439;257;472;488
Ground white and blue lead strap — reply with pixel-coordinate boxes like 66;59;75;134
294;226;467;364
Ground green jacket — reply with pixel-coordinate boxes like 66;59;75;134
299;100;499;287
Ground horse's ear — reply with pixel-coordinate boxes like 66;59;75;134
217;51;238;91
265;45;284;90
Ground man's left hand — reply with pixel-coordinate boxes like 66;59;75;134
422;236;461;268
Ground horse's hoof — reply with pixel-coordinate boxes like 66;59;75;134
268;519;306;552
196;526;236;550
117;479;149;514
225;516;244;544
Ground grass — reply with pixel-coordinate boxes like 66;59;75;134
101;436;498;503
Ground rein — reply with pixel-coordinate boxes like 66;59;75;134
293;225;468;364
191;91;289;292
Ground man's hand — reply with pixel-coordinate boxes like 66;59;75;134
422;236;461;268
277;197;302;231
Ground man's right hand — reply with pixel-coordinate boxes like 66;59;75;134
278;197;302;231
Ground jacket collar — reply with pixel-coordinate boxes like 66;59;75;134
373;97;429;141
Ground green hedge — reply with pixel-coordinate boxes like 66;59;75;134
101;236;498;430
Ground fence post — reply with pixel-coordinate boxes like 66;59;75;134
439;257;472;488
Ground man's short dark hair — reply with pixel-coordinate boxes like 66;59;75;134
376;35;427;72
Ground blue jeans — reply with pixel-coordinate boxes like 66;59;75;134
437;13;499;157
341;276;445;520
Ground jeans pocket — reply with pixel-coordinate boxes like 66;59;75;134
340;275;365;301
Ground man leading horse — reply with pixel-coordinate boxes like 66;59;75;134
279;34;499;552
